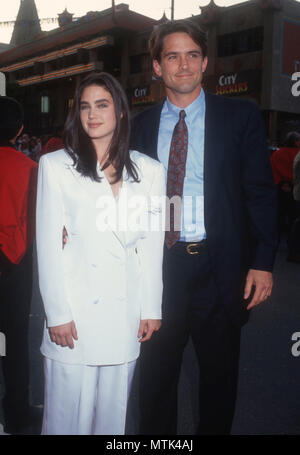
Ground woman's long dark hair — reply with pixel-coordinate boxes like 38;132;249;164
63;72;139;183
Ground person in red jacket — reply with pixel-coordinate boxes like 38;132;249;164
0;96;38;434
39;128;63;158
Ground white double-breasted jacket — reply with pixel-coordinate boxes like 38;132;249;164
36;149;165;365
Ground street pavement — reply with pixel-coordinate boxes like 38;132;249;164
1;237;300;435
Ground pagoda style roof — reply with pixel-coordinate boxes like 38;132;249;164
157;12;169;24
0;4;156;66
58;8;74;27
10;0;42;46
0;43;14;53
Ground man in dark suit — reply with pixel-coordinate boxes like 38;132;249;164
130;19;278;435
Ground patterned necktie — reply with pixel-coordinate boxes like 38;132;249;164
165;109;188;249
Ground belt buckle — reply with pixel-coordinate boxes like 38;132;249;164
186;243;200;255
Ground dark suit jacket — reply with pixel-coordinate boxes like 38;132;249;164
130;92;278;326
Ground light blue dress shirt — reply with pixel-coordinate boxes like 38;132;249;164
157;90;206;242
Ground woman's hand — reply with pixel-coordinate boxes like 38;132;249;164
49;321;78;349
138;319;161;343
62;226;68;249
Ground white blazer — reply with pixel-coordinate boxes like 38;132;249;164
36;149;165;365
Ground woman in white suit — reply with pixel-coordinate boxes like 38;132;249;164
36;72;165;435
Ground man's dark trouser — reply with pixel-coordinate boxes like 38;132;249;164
139;241;241;435
0;247;33;432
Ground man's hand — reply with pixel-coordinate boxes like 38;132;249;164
244;269;273;310
49;320;78;349
138;319;161;342
280;182;292;193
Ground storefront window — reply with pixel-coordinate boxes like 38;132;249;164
41;95;50;113
218;27;263;57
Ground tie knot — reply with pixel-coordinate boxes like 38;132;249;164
179;110;186;120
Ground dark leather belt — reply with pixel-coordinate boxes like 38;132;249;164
171;240;206;255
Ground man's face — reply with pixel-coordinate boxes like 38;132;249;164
153;32;208;98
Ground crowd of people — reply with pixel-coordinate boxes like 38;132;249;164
0;17;299;437
15;131;63;162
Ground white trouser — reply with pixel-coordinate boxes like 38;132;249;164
41;357;136;435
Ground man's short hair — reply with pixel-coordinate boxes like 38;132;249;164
149;19;208;62
285;131;300;147
0;96;24;140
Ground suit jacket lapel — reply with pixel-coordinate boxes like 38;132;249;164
204;92;227;239
67;163;125;248
204;92;217;237
148;102;164;160
133;101;164;161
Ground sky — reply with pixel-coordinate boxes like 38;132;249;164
0;0;249;44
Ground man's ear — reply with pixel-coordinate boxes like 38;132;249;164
202;56;208;74
153;60;162;78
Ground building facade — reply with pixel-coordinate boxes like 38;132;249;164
0;2;158;134
0;0;299;142
201;0;300;144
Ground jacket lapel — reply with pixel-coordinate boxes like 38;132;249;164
132;101;164;161
204;92;217;238
204;92;227;239
67;162;125;248
148;102;164;160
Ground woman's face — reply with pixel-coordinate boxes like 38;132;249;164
79;84;117;144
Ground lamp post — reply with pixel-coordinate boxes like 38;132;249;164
112;0;116;22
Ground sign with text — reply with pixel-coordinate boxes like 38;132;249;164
204;70;261;100
131;86;155;106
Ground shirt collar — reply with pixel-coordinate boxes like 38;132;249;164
165;89;205;122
